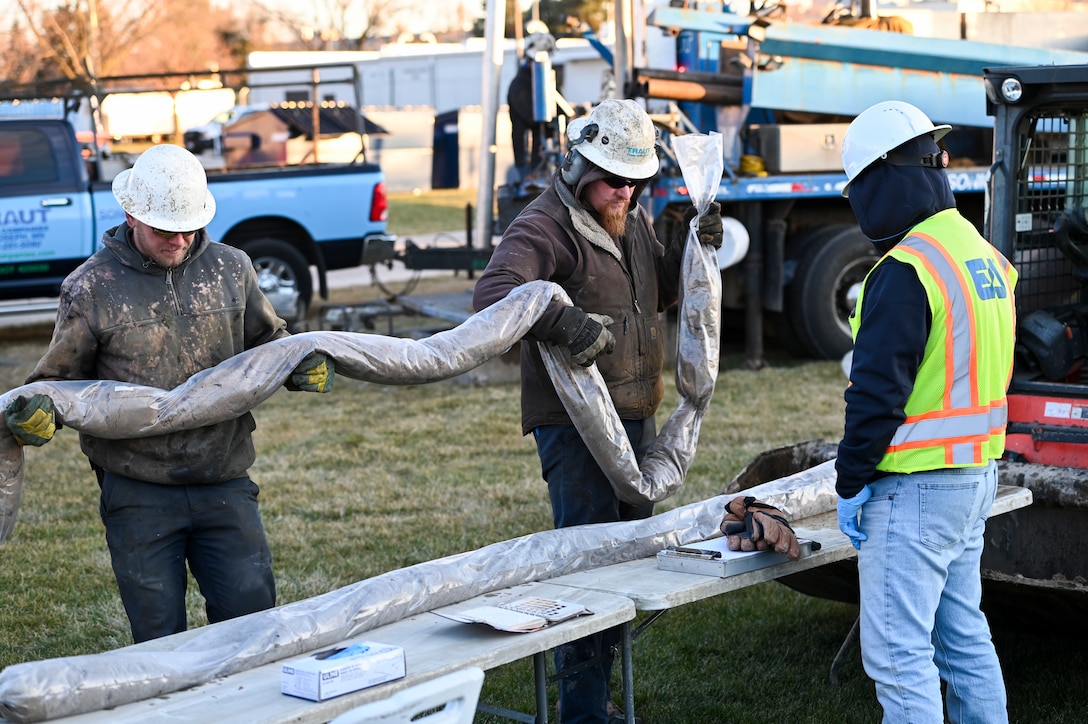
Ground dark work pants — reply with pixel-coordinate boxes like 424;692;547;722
98;471;276;643
534;421;654;724
508;65;535;171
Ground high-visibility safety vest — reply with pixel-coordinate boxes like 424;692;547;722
851;209;1018;472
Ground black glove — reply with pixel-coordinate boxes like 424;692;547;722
681;201;723;248
550;306;616;367
720;495;802;561
5;394;57;447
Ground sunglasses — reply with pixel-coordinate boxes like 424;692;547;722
151;227;198;239
602;175;638;189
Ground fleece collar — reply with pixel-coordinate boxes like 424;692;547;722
556;177;622;260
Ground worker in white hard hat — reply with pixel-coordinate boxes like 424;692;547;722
836;101;1017;723
473;98;723;724
4;143;335;644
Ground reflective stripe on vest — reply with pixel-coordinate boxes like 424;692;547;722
852;210;1016;472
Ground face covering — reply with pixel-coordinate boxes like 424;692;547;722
847;135;957;245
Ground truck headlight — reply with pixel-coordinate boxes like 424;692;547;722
1001;77;1024;103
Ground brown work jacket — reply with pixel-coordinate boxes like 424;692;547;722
473;177;681;434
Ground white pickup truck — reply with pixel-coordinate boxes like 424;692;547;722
0;118;395;321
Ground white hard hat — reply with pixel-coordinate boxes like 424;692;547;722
525;20;550;35
524;32;556;58
113;144;217;231
840;100;951;197
565;99;659;181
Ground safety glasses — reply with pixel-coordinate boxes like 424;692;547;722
151;227;198;239
602;175;638;189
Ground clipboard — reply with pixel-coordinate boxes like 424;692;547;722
656;536;819;577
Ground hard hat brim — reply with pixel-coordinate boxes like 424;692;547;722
841;124;952;198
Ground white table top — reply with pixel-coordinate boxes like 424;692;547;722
547;523;855;610
45;485;1033;723
52;582;635;724
547;484;1033;611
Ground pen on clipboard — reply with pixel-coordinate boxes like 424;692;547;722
666;545;722;559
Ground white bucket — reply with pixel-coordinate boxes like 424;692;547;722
716;216;749;270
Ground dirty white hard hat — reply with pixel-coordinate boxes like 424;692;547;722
564;99;659;183
112;144;217;231
840;100;951;197
524;32;556;58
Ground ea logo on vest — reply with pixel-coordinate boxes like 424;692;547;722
966;257;1008;300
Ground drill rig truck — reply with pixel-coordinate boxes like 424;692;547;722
629;3;1088;367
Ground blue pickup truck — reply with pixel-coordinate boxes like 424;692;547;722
0;118;394;321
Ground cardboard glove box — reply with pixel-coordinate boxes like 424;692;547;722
281;641;406;702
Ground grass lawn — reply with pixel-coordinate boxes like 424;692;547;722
387;188;478;237
0;188;1085;722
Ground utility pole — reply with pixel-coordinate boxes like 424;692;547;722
473;0;507;249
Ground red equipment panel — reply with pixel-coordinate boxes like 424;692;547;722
1005;392;1088;468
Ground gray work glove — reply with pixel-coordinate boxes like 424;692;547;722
681;201;723;248
720;495;802;561
550;306;616;367
5;394;58;447
285;352;335;393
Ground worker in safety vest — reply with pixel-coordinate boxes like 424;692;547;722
835;101;1017;724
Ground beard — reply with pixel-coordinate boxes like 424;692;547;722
599;202;628;239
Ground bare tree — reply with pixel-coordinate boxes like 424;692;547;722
9;0;171;79
0;18;47;84
2;0;255;86
249;0;408;50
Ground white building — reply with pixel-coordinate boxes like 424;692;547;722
243;39;614;192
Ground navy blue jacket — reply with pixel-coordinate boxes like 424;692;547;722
835;257;932;498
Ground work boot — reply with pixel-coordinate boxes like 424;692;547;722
606;700;642;724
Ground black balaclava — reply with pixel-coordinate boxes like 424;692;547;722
847;134;957;248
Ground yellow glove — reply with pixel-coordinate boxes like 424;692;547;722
5;394;57;447
287;352;335;393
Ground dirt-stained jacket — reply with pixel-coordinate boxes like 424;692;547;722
472;172;681;435
27;224;289;485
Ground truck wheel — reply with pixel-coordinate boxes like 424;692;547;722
787;225;878;360
241;239;313;322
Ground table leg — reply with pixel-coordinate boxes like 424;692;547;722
534;651;548;724
620;621;635;724
829;615;861;686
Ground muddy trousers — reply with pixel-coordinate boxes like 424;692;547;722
98;471;276;643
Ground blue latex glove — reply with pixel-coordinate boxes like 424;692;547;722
837;485;872;550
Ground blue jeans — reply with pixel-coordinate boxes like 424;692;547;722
98;471;276;643
535;421;654;724
858;462;1007;724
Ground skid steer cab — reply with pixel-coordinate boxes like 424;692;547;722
984;64;1088;467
